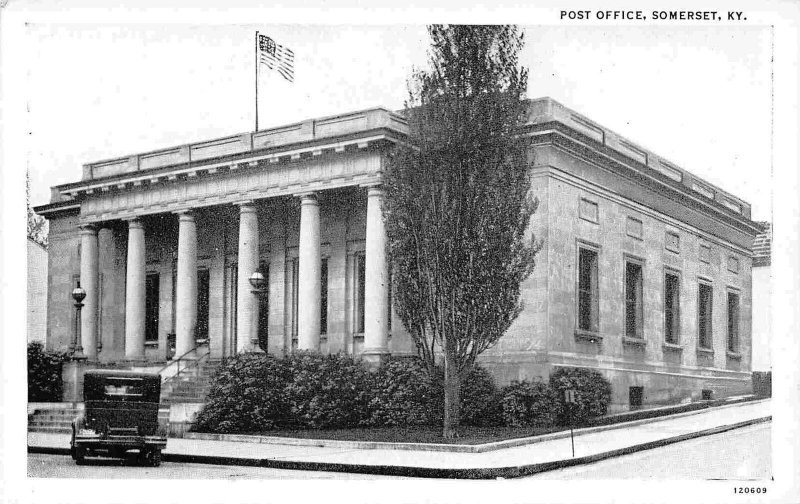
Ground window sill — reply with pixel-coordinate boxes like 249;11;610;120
662;342;684;352
622;336;646;347
574;329;602;343
696;346;714;356
726;350;742;360
144;341;159;348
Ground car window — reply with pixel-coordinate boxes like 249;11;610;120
104;382;144;398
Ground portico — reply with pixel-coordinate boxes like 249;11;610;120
38;107;410;364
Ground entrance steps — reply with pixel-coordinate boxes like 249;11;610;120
27;406;170;434
28;357;221;434
160;358;222;405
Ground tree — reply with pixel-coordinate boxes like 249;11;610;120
27;170;48;246
383;25;540;438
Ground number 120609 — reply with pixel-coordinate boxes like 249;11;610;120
734;487;767;494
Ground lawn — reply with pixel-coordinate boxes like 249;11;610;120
247;425;568;445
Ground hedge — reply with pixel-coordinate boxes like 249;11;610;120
193;353;291;433
285;352;372;429
193;355;615;433
367;357;438;426
28;342;68;402
500;380;558;427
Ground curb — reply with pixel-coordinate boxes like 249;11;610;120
182;396;768;454
28;415;771;479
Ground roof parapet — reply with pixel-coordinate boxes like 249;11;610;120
525;97;752;219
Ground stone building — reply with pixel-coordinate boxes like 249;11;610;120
750;222;771;372
35;98;761;410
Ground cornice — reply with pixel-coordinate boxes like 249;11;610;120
527;124;761;237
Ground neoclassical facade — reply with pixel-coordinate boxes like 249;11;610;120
36;98;761;409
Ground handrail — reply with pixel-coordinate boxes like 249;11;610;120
157;345;210;384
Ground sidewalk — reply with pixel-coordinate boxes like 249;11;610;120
28;398;771;479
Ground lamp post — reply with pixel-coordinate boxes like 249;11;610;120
71;281;87;360
249;270;267;352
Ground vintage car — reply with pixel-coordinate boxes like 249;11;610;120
71;370;168;466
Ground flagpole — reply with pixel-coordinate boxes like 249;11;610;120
255;30;259;132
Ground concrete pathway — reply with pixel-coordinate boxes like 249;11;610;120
28;399;770;477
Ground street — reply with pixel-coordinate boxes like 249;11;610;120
27;453;413;480
28;422;770;480
525;422;772;480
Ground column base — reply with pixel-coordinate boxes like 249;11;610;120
62;359;88;402
361;348;390;370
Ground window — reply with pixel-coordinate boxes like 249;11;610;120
578;247;599;332
229;263;238;350
196;268;210;342
625;261;643;338
727;256;740;274
665;231;680;253
387;266;393;332
354;253;366;334
698;283;713;349
727;291;740;353
579;198;599;224
289;258;299;340
664;272;680;344
626;216;643;240
320;258;328;334
257;262;269;351
145;273;160;343
699;244;711;264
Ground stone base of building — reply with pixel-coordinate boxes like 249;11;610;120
479;353;753;413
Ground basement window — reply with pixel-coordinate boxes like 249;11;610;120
629;386;644;408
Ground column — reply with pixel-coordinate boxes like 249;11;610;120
124;218;146;360
297;193;321;350
236;202;259;353
79;224;99;360
175;211;198;358
363;185;390;363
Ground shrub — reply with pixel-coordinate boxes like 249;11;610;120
28;342;68;402
193;353;291;433
500;380;558;427
459;366;504;427
426;364;503;427
548;367;612;426
284;352;372;429
367;357;438;427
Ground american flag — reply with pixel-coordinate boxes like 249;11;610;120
258;34;294;83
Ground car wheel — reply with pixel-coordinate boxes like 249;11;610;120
150;449;162;467
74;447;87;465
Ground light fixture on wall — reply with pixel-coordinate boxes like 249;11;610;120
248;270;267;293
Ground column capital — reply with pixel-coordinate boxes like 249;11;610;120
366;185;385;198
174;209;196;222
125;217;144;229
236;201;258;214
79;223;99;235
295;191;318;205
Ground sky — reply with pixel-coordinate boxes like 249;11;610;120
21;23;773;220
